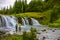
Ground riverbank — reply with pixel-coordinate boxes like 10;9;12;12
36;26;60;40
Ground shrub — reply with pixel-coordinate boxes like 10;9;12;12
48;23;60;28
0;34;23;40
22;27;38;40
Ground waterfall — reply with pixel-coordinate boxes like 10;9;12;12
0;16;41;34
22;17;29;26
21;17;30;30
22;17;40;26
0;15;18;34
21;17;30;32
24;17;29;25
21;17;41;31
31;18;40;26
22;18;26;26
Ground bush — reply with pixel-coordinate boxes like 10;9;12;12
0;34;23;40
48;23;60;28
22;27;38;40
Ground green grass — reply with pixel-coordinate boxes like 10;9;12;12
48;23;60;28
48;18;60;28
0;34;23;40
15;12;43;18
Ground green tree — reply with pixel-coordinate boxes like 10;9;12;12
13;0;22;13
27;0;43;12
50;6;60;23
13;0;27;13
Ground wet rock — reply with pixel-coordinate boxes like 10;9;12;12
57;37;60;40
57;39;60;40
36;32;41;34
42;37;46;40
55;29;56;30
49;28;52;30
41;29;46;32
52;30;55;32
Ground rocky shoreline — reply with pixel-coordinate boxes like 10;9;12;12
36;27;60;40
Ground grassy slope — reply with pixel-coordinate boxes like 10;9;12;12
15;12;50;18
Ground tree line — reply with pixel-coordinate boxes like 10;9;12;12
0;0;60;14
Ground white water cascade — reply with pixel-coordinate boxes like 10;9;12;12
21;17;41;31
24;17;29;25
22;17;29;26
22;17;40;26
0;15;18;34
31;18;40;26
0;16;41;34
21;17;30;30
22;18;26;26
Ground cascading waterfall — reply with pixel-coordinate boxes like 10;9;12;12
24;17;29;25
22;18;26;26
2;16;10;28
0;15;18;34
21;17;40;26
31;18;40;26
21;17;41;32
21;17;30;30
0;16;41;34
22;17;29;26
21;17;30;32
